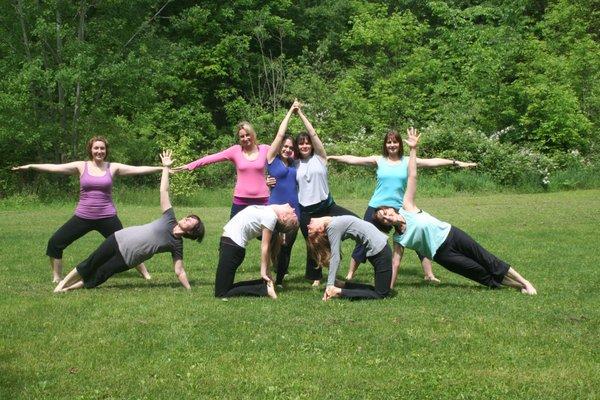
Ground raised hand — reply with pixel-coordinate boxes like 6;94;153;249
291;98;301;113
403;127;421;149
160;150;174;168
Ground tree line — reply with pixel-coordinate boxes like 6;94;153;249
1;0;598;196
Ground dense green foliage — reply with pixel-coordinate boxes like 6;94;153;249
1;0;598;196
1;190;598;398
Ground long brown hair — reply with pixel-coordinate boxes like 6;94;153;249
307;230;331;269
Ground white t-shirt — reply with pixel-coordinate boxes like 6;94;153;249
295;155;329;207
222;205;278;247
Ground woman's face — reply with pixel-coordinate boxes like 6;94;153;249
178;216;199;232
375;208;397;226
297;138;313;159
238;128;255;149
90;141;107;162
307;218;325;236
280;138;295;160
385;137;401;156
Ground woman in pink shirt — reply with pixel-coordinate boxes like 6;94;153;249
12;136;163;282
174;122;270;219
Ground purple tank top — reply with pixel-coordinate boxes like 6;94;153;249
74;162;117;219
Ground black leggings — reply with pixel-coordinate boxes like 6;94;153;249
76;235;130;288
46;215;123;259
433;226;509;288
214;237;268;298
299;202;358;280
340;245;392;300
275;228;299;285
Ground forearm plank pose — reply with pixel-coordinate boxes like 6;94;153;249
12;136;163;282
54;151;204;292
374;129;536;294
328;130;477;287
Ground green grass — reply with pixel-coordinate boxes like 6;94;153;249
1;190;599;399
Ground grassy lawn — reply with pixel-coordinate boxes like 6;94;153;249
1;190;598;399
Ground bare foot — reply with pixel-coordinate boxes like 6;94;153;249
52;275;62;284
424;275;440;284
266;281;278;299
345;272;354;280
521;281;537;295
311;280;320;287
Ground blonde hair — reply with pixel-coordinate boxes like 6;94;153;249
307;230;331;269
236;121;257;143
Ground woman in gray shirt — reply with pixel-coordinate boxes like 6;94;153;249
54;151;205;292
306;215;392;300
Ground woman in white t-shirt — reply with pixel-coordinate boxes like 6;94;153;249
294;104;357;286
214;204;298;299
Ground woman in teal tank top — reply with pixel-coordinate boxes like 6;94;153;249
373;129;537;294
328;130;476;288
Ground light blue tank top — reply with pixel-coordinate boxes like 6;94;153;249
368;157;409;209
392;209;451;259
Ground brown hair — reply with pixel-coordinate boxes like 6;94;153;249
373;206;403;234
307;230;331;269
181;214;205;243
86;136;109;160
382;130;404;158
280;134;298;165
236;121;257;144
295;133;313;159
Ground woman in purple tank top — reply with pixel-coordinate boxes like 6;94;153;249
12;136;164;282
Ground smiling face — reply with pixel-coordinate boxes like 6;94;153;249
280;138;295;161
382;131;403;158
88;139;108;162
178;215;199;232
385;137;400;156
237;128;255;149
296;136;313;159
374;207;397;226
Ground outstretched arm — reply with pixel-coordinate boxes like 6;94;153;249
172;146;234;172
12;161;82;175
402;127;420;212
173;259;191;289
260;227;274;283
327;155;378;166
267;100;299;163
111;163;163;176
297;106;326;161
416;158;477;168
159;150;173;212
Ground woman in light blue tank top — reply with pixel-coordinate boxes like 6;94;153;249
373;129;537;294
328;130;477;288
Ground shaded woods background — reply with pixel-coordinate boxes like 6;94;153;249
1;0;598;198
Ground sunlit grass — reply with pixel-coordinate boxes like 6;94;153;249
1;190;598;399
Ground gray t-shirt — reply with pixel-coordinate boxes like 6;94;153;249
326;215;388;286
115;208;183;267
